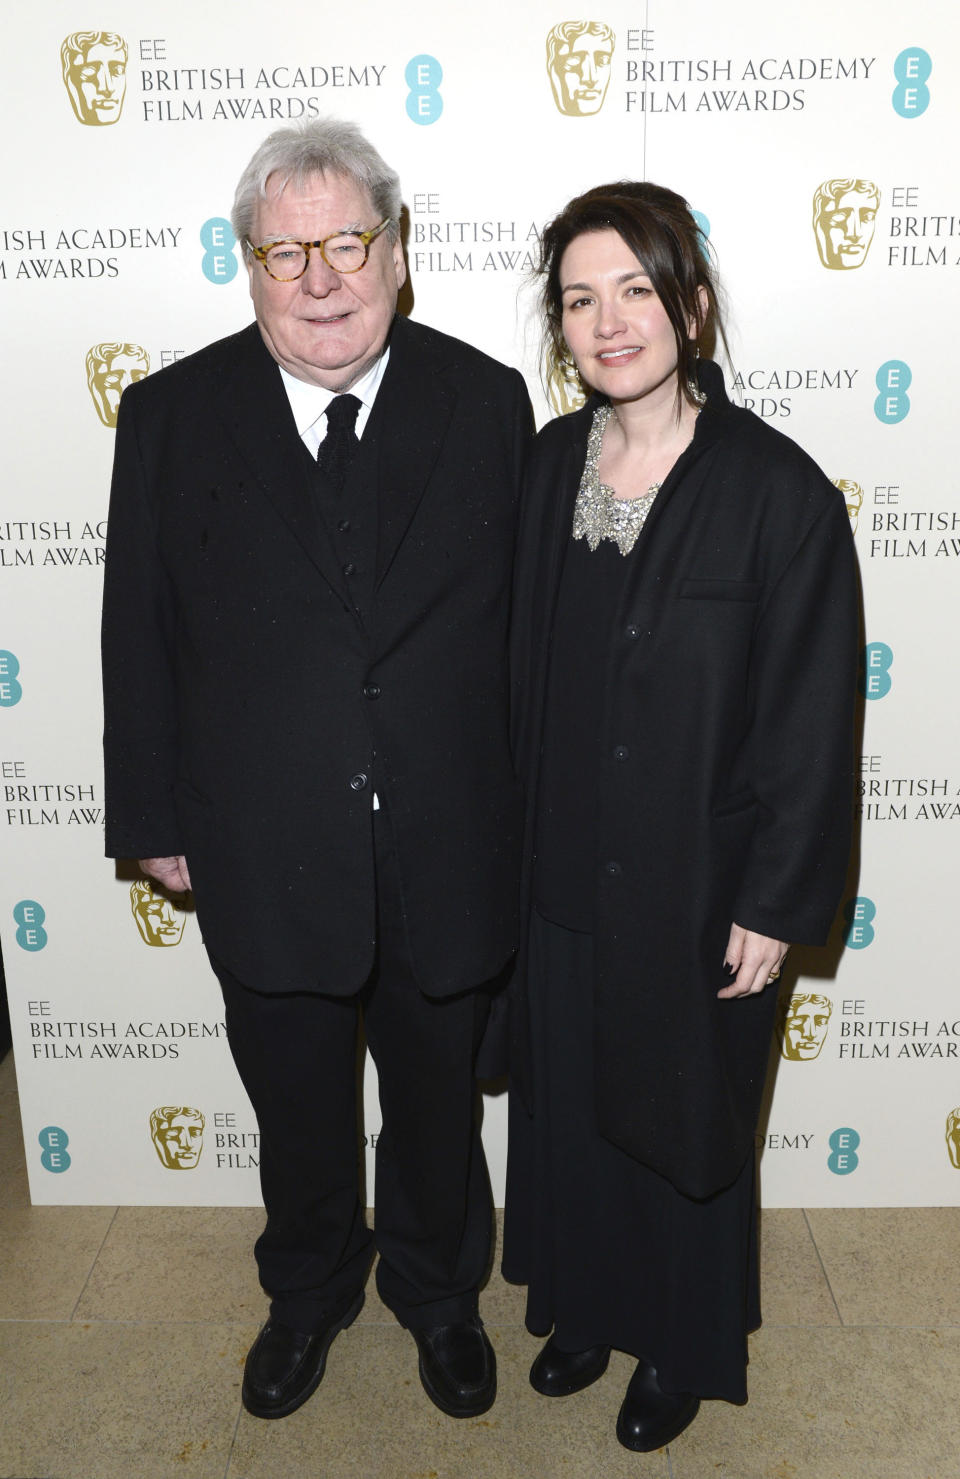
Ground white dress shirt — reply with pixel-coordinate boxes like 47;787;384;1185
278;349;390;455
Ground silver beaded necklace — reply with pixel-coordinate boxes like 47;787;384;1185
571;403;661;557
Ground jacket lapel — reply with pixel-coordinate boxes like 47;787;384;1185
546;406;590;606
510;406;587;767
212;325;353;609
373;316;457;587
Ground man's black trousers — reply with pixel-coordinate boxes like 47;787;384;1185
210;809;493;1333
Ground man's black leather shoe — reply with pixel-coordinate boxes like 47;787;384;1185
530;1334;610;1396
242;1290;364;1419
409;1314;496;1417
616;1357;700;1451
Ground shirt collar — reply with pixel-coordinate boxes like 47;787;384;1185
278;348;390;438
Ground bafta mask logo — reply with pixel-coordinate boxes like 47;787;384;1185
61;32;128;126
812;179;880;270
546;21;615;116
832;479;864;535
779;992;833;1062
546;344;587;416
130;880;187;948
86;343;149;428
947;1109;960;1169
150;1106;205;1169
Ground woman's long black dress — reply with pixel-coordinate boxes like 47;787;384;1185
503;523;760;1406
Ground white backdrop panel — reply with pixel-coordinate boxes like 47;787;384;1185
2;0;957;1207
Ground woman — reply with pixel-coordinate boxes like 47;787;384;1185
503;183;858;1450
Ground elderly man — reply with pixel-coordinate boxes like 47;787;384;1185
102;119;531;1421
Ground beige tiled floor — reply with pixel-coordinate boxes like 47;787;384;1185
2;1048;957;1479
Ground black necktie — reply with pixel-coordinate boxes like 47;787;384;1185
316;394;361;495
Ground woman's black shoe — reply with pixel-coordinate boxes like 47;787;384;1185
616;1357;700;1451
529;1334;611;1396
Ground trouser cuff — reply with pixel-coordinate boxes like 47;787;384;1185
376;1271;480;1330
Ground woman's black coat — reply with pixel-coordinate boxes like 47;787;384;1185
509;363;859;1199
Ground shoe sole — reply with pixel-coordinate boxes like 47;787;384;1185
529;1348;610;1397
242;1289;365;1420
616;1395;700;1452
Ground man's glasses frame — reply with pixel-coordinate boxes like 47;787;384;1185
246;219;394;281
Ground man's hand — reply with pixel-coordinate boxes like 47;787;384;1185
139;855;192;892
718;922;788;999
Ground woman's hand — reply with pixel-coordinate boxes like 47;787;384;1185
718;922;788;999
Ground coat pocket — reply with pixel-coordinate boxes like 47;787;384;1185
711;790;758;821
678;578;762;602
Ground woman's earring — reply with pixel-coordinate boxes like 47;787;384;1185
687;343;706;405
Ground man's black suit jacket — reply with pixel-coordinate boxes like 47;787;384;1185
102;315;532;996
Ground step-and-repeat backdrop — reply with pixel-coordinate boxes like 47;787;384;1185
2;0;956;1207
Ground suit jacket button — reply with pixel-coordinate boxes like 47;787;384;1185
349;773;368;791
604;861;622;877
363;683;381;700
614;745;629;761
625;624;640;640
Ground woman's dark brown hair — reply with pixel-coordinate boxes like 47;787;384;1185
537;180;728;411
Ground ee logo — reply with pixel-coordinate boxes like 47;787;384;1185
406;55;443;125
0;650;22;707
14;900;47;951
892;48;931;118
200;217;238;284
828;1126;860;1175
691;210;711;262
874;361;911;424
39;1126;72;1173
859;642;893;700
843;896;876;949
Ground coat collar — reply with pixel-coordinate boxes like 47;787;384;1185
541;360;737;594
551;359;737;495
